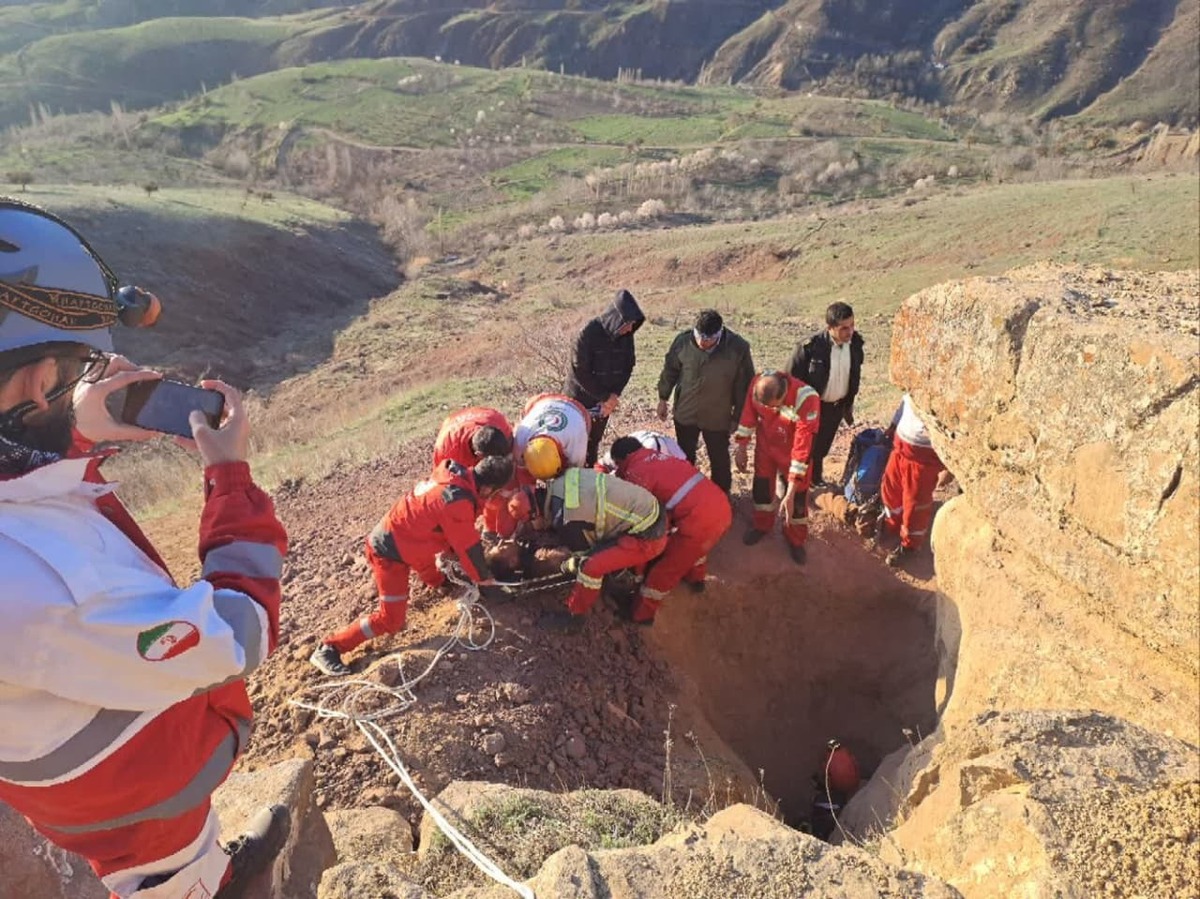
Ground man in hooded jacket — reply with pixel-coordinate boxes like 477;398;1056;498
564;288;644;466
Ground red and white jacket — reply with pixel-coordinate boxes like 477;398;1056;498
0;449;286;897
735;371;821;485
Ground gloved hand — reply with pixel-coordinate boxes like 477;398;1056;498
560;555;581;576
734;442;749;473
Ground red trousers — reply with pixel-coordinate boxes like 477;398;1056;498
879;437;944;550
751;441;809;547
638;489;732;619
324;541;444;653
567;533;669;615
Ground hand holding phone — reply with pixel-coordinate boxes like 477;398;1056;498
121;379;225;440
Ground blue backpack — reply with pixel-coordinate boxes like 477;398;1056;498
841;428;890;505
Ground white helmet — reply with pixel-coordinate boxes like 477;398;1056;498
0;198;156;355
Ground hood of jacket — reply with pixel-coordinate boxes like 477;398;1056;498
597;289;645;338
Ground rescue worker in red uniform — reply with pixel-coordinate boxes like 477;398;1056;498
734;371;821;564
432;406;516;536
877;394;952;567
534;467;669;632
0;199;289;899
608;436;732;624
311;455;512;675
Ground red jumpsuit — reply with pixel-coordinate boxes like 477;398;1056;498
734;372;821;546
432;407;515;536
617;448;732;622
0;447;286;899
879;435;944;551
324;460;491;653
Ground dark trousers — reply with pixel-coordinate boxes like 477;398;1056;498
674;422;732;493
811;401;845;484
585;415;610;467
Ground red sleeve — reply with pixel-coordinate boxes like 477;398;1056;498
198;462;288;652
441;497;491;582
788;394;822;484
734;381;758;444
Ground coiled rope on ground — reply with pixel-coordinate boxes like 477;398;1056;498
290;559;536;899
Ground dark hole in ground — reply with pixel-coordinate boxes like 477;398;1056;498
649;528;944;827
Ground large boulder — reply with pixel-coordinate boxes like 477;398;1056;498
0;804;105;899
889;263;1199;735
434;788;962;899
845;711;1199;899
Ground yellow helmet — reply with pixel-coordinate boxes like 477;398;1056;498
524;435;564;480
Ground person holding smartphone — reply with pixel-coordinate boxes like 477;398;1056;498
0;199;289;899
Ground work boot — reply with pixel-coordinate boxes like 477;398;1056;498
216;805;291;898
539;609;586;634
886;545;914;568
309;644;351;677
788;543;807;566
742;527;767;546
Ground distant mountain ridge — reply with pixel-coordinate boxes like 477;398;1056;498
1;0;1196;127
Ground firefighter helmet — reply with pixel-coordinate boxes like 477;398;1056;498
524;435;564;480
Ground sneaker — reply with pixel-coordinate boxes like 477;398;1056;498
788;543;807;565
885;546;913;568
309;644;351;677
742;527;767;546
216;805;291;898
539;609;586;634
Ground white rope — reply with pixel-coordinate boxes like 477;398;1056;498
290;560;536;899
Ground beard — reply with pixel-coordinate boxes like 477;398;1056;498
11;398;75;455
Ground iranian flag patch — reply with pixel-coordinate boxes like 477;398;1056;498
137;621;201;661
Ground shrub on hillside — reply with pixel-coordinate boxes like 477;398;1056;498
637;199;666;219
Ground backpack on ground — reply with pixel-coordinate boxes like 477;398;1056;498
841;428;890;505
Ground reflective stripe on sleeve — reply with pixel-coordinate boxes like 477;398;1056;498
789;460;808;477
43;720;249;834
577;571;603;590
735;426;754;439
665;473;705;511
212;589;267;674
0;709;145;785
201;541;283;581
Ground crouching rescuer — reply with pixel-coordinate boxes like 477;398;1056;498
535;467;668;632
311;455;513;675
0;198;289;898
609;435;732;623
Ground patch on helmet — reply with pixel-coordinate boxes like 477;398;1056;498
0;281;117;330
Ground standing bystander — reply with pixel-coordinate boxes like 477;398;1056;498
656;309;754;494
788;302;864;487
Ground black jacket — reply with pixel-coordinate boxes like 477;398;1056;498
789;330;864;414
564;289;645;410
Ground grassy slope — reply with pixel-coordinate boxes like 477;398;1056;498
203;172;1197;512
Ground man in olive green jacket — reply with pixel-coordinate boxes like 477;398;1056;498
656;309;755;493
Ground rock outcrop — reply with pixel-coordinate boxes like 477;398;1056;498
842;264;1200;899
891;263;1199;735
0;758;335;899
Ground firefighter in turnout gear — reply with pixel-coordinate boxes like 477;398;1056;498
877;394;952;567
734;371;821;564
536;467;668;632
609;436;732;624
0;199;290;899
513;392;592;482
311;456;513;675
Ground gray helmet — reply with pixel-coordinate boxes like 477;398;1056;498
0;198;127;355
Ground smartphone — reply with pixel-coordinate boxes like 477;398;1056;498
120;379;225;439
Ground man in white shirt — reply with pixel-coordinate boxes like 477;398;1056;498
788;302;865;487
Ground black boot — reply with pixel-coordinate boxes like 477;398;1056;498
216;805;291;898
